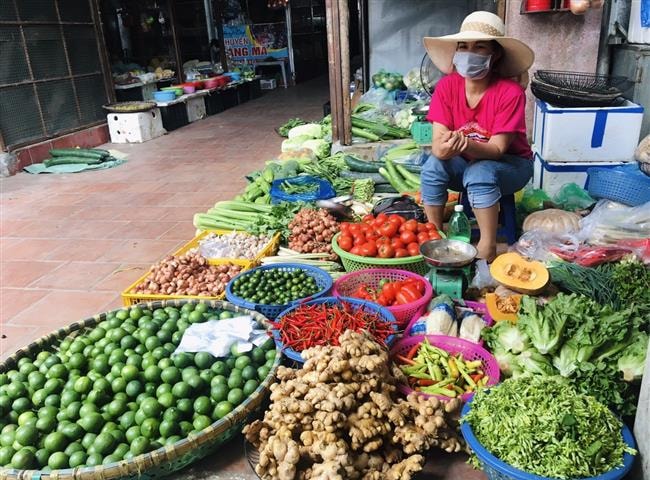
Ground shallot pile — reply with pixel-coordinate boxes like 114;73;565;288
134;252;242;297
288;208;339;259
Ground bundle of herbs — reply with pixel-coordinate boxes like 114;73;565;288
483;293;647;416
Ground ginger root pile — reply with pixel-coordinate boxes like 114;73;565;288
243;330;465;480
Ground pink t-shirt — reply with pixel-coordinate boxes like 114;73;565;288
426;72;533;160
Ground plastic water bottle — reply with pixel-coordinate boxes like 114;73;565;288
448;205;471;243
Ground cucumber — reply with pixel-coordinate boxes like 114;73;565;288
344;155;381;173
340;170;387;184
49;148;108;160
43;156;103;167
378;167;404;193
395;164;421;187
401;163;423;174
374;183;399;193
384;159;411;192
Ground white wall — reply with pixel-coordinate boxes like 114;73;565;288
368;0;497;77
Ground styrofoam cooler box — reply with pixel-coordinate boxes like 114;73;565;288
532;99;644;163
107;109;166;143
532;152;628;197
186;95;206;123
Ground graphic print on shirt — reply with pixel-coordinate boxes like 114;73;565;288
458;121;490;143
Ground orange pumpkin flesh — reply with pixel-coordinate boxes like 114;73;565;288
490;252;549;295
486;293;521;323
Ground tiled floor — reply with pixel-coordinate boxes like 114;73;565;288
0;77;486;480
0;78;328;356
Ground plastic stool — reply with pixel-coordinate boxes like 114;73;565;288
460;193;518;245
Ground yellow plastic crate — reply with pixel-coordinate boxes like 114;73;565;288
174;229;281;268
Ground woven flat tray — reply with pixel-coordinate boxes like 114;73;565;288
0;299;279;480
103;101;157;113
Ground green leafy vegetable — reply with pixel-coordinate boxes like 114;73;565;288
463;376;636;479
278;118;307;137
481;320;529;354
287;123;323;139
517;295;567;355
617;332;649;381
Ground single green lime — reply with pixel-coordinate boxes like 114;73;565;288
213;401;233;420
47;451;69;469
68;450;87;468
129;436;150;456
227;388;244;406
192;415;212;431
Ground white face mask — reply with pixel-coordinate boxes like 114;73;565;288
453;51;492;80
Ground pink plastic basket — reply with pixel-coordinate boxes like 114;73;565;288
332;268;433;329
390;335;500;403
403;300;494;345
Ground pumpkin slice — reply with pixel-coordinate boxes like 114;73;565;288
486;293;521;323
490;252;549;295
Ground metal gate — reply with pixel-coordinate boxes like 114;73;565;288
0;0;111;150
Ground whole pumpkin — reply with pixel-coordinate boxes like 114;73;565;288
522;209;581;234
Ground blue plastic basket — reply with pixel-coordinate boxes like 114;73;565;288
270;175;336;204
225;263;333;320
272;296;397;363
460;400;637;480
586;164;650;206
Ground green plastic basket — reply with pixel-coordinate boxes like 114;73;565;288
410;121;432;145
331;233;429;275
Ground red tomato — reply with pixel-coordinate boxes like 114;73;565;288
340;223;351;234
375;235;391;246
425;222;437;231
381;282;398;302
375;213;388;224
350;246;362;256
388;214;404;226
395;283;423;304
362;214;375;224
353;234;366;246
417;232;430;244
428;229;442;240
391;237;405;250
338;234;353;251
349;224;360;234
405;278;425;294
404;219;418;232
377;244;395;259
365;231;379;242
407;242;420;257
359;223;372;234
417;223;428;233
400;231;417;245
378;221;399;238
359;242;378;257
394;248;409;258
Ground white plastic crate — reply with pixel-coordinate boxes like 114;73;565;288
107;109;166;144
532;99;644;163
186;95;206;123
532;152;629;197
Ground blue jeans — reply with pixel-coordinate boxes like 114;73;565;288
420;154;533;209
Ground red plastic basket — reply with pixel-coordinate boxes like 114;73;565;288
332;268;433;329
390;335;500;402
403;300;494;345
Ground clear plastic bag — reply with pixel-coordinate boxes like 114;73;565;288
577;199;650;245
514;230;581;263
470;259;499;289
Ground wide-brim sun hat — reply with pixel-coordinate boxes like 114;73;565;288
423;11;534;78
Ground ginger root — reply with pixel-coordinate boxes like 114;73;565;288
245;331;464;479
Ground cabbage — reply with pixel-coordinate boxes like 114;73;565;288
518;349;554;376
518;296;568;355
482;320;529;354
301;139;330;159
493;348;521;378
287;123;322;140
281;135;313;153
617;332;648;381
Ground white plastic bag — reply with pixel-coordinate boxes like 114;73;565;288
513;230;581;262
175;316;268;358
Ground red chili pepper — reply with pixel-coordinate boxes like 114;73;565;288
406;343;420;360
416;378;435;386
396;355;416;365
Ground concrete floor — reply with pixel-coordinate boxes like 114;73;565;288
0;76;486;479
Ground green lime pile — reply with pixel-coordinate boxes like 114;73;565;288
0;303;276;471
231;268;320;305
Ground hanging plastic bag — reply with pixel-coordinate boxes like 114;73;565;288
577;199;650;245
553;183;595;211
469;259;499;289
520;187;552;213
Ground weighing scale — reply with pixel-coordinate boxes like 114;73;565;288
410;105;432;145
419;240;478;299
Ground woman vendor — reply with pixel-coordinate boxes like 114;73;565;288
421;11;535;262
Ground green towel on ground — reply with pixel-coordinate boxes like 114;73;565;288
24;157;126;174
